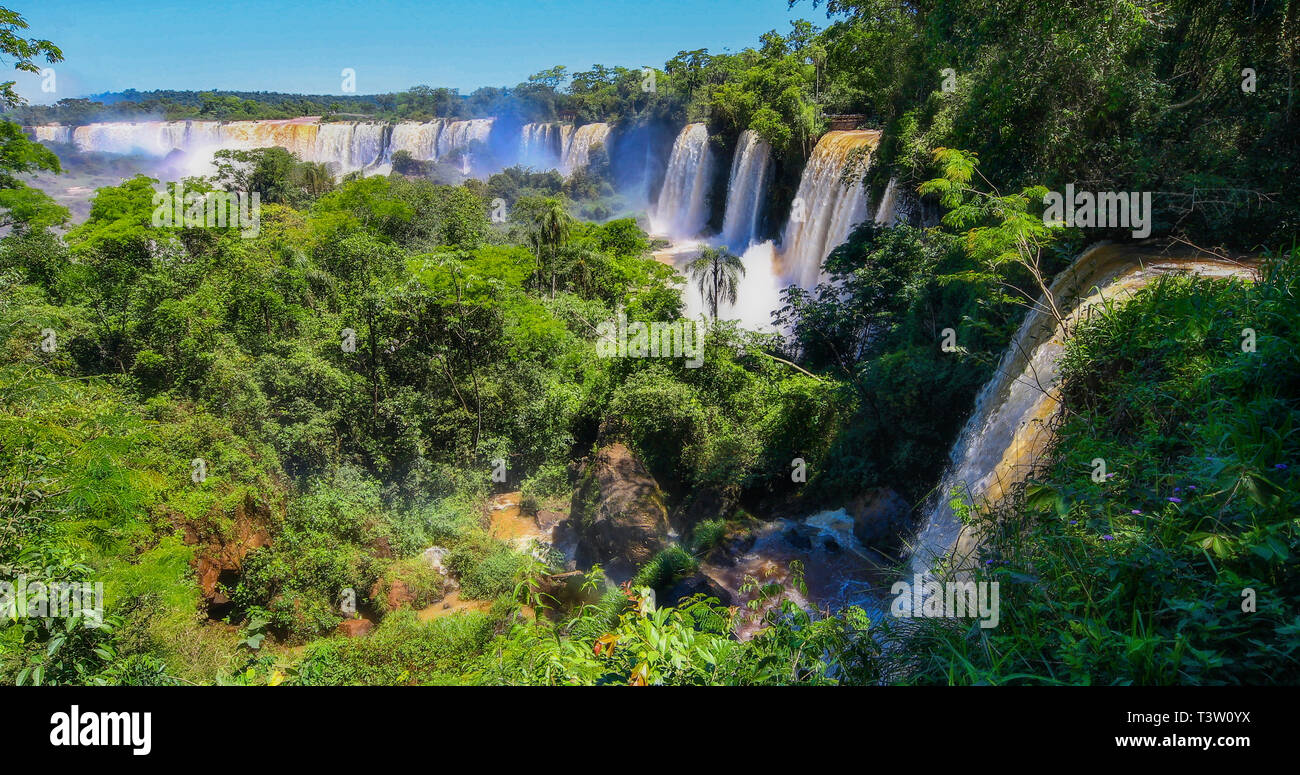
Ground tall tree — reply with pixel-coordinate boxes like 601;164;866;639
687;246;745;322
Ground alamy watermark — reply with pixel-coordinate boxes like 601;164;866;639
1;575;104;628
152;184;261;238
891;574;1000;628
1043;183;1152;238
596;309;704;368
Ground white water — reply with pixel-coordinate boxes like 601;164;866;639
651;123;714;240
719;129;772;250
519;122;565;170
560;122;611;174
36;116;499;177
906;245;1258;581
436;118;494;173
388;120;444;162
778;130;879;289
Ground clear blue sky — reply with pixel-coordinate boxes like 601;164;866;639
12;0;818;102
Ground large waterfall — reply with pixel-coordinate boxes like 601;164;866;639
906;246;1257;581
651;123;714;240
33;116;505;176
388;120;444;162
518;122;565;170
719;129;772;250
560;122;611;175
778;130;879;290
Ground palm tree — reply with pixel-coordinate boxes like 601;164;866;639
531;197;572;297
687;246;745;322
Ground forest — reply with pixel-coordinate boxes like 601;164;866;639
1;1;1297;687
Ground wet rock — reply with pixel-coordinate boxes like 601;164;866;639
535;509;567;532
782;526;813;550
568;442;670;577
670;487;732;532
664;572;733;607
849;488;912;555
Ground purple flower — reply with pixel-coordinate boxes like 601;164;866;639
1275;463;1288;470
1168;497;1182;503
1174;487;1182;493
1131;509;1142;515
1188;485;1197;490
1069;520;1078;525
1102;534;1115;541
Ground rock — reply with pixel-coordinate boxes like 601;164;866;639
669;487;732;532
421;546;459;591
372;536;394;559
370;578;417;612
535;509;567;532
664;572;733;607
568;443;670;577
337;618;373;638
181;495;272;616
782;526;813;550
849;488;912;555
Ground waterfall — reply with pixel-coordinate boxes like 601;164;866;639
906;246;1258;581
651;123;714;240
70;122;173;155
778;130;880;289
50;117;390;175
437;119;493;157
874;177;899;226
31;125;72;144
519;122;564;170
434;118;494;173
223;118;320;160
388;120;444;161
719;129;772;250
560;122;611;174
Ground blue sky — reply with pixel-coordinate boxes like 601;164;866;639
12;0;815;102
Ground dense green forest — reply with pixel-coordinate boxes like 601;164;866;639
1;2;1297;685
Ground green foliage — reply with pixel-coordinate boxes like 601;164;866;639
631;546;699;591
293;608;497;685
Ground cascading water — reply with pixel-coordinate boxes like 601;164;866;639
560;122;611;174
436;118;494;173
778;130;879;290
388;120;445;162
31;125;72;144
719;129;772;251
905;245;1258;583
874;177;899;226
651;123;714;240
519;122;564;170
222;118;320;159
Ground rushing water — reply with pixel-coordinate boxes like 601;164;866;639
388;120;444;162
518;122;565;170
719;129;772;251
778;130;879;289
560;122;612;175
36;116;503;176
651;123;714;240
